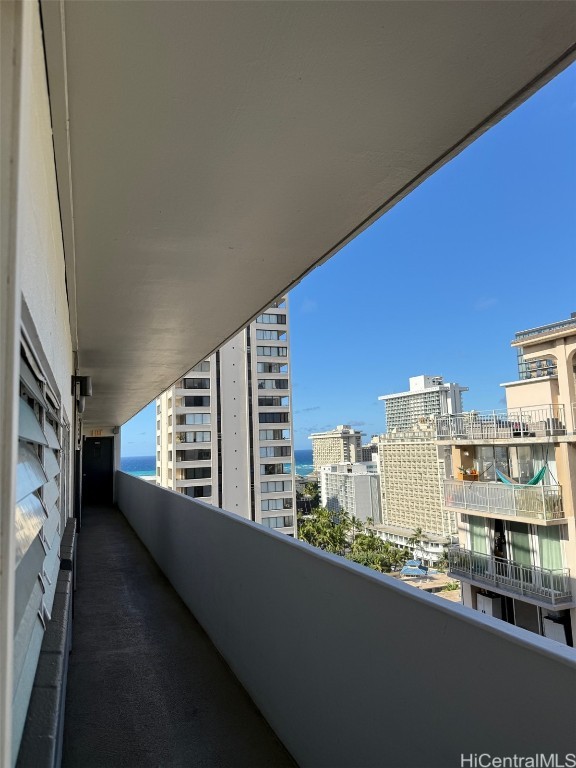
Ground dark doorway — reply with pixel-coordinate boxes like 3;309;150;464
83;437;114;505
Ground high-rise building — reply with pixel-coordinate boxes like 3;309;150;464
439;312;576;645
156;297;296;535
379;375;467;432
309;425;364;471
377;424;456;562
319;461;381;522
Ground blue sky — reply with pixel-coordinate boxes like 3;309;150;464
122;63;576;456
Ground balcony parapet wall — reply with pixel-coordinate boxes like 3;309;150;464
117;472;576;768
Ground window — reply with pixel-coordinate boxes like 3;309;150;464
261;480;292;493
257;379;289;390
260;446;291;458
179;413;210;425
259;429;290;441
177;449;211;461
262;515;293;529
260;463;292;476
168;451;172;461
258;396;289;407
261;498;293;511
259;412;289;423
256;313;286;324
184;395;210;407
183;378;210;389
184;467;211;480
185;485;212;498
256;346;287;357
179;431;211;443
256;329;287;341
257;363;288;374
191;361;210;372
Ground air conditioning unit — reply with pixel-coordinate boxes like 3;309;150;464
476;594;502;619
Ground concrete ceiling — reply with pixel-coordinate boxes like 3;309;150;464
41;1;576;426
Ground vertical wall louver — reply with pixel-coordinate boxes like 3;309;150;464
12;352;65;758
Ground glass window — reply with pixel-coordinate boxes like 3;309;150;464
180;431;211;443
177;449;211;461
185;485;212;498
256;313;286;324
183;413;210;425
259;412;289;424
262;515;293;529
261;480;292;493
259;429;290;441
184;395;210;407
184;467;211;480
257;379;289;390
259;446;291;458
257;363;288;374
191;361;210;372
258;396;289;407
256;329;287;341
183;378;210;389
260;463;291;475
256;346;288;357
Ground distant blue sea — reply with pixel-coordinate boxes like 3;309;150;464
121;449;314;478
294;449;313;477
121;455;156;477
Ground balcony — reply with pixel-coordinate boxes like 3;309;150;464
436;405;567;440
443;479;564;523
55;473;576;766
448;546;573;608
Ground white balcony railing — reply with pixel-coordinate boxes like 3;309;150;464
444;479;564;521
116;473;576;767
436;405;566;440
449;546;572;607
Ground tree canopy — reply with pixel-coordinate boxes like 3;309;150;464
297;508;409;573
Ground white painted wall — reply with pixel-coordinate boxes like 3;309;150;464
118;472;576;768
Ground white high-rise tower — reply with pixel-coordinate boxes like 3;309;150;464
156;297;296;535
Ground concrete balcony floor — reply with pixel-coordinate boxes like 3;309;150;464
62;504;295;768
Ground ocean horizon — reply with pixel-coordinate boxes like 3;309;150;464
121;448;314;477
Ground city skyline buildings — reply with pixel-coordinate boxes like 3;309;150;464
155;297;297;535
121;62;576;455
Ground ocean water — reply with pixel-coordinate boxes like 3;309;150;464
294;448;314;477
121;455;156;476
121;449;314;477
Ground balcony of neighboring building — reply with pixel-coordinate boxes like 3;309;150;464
436;404;569;442
448;546;573;609
443;478;565;525
442;442;568;525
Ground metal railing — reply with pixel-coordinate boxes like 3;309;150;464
443;479;564;521
436;405;566;439
448;546;572;606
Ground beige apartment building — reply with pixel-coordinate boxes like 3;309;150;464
156;298;296;535
439;313;576;645
309;425;364;472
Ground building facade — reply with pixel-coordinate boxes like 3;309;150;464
377;425;455;564
309;425;364;472
319;462;381;522
439;313;576;645
379;375;467;433
156;298;296;535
